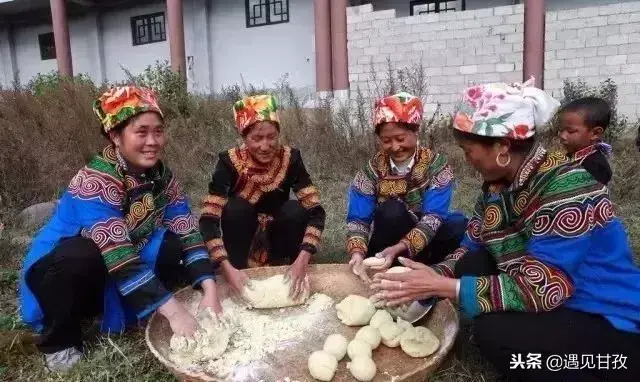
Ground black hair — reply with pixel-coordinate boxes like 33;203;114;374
452;129;535;154
99;111;163;141
560;97;611;131
374;122;419;135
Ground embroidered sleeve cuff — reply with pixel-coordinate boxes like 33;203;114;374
459;276;481;319
201;195;227;218
401;228;429;257
347;236;368;257
301;226;322;255
206;238;228;265
296;186;321;209
117;271;171;318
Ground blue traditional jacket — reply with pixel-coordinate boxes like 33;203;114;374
20;146;213;333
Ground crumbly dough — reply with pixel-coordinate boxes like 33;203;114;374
323;334;348;361
242;274;310;309
169;310;231;363
347;356;377;382
335;295;376;326
308;350;338;381
369;309;393;329
379;321;404;347
347;339;372;360
399;326;440;358
355;325;381;349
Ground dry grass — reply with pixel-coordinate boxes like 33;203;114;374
0;83;638;381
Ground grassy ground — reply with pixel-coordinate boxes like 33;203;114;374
0;83;638;381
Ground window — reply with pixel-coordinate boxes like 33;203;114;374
410;1;462;16
131;12;166;46
245;0;289;28
38;32;56;60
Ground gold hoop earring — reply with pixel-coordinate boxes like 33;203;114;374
496;153;511;168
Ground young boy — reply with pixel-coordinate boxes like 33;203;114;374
559;97;613;185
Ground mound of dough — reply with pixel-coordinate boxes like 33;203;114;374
355;325;381;349
347;356;377;382
347;339;372;360
369;309;393;329
362;257;385;267
396;317;413;332
242;274;309;309
308;350;338;381
336;295;376;326
379;321;404;347
169;326;230;363
400;326;440;358
323;333;348;361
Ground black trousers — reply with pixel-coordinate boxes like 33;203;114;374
25;232;186;354
221;197;309;269
367;199;467;265
454;250;640;381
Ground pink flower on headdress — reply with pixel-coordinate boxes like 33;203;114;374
508;124;531;140
466;86;483;101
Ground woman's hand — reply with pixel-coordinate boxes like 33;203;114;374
221;260;250;297
370;257;458;307
349;253;371;283
368;242;408;272
157;297;198;338
284;251;311;300
198;279;223;317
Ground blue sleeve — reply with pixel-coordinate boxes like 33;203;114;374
346;170;377;257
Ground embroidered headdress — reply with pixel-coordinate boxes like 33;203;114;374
93;86;163;133
453;77;560;140
233;94;280;135
374;92;423;128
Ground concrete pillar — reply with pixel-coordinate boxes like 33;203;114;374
330;0;349;97
49;0;73;76
167;0;186;76
523;0;545;88
314;0;332;96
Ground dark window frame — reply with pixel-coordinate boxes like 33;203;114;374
38;32;56;60
410;0;465;16
130;12;166;46
245;0;290;28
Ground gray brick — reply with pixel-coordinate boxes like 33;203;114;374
599;3;624;16
496;63;515;72
347;15;363;25
502;52;521;63
379;45;397;54
456;10;476;20
446;20;465;30
621;3;640;13
545;69;559;79
477;55;501;65
480;16;505;27
546;50;556;60
585;56;606;67
473;8;494;18
558;68;581;78
557;9;578;20
546;40;565;51
500;71;522;83
598;25;620;37
495;43;514;54
620;23;640;35
557;30;578;40
564;39;586;49
585;37;608;47
628;53;640;63
494;6;514;16
546;12;558;22
600;65;621;75
558;49;579;59
618;44;640;54
576;47;598;58
565;58;585;68
460;65;478;75
622;64;640;74
606;54;627;65
577;28;598;39
545;31;557;42
546;60;565;70
505;14;522;25
563;19;586;30
447;39;465;48
607;35;630;45
577;6;601;19
462;19;482;29
598;46;619;56
492;24;517;35
446;56;464;66
630;34;640;43
505;33;523;44
583;17;608;28
607;13;631;25
477;64;497;73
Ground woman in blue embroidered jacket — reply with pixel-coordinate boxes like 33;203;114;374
346;92;467;282
19;86;221;372
372;79;640;381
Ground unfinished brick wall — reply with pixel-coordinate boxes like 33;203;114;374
348;1;640;117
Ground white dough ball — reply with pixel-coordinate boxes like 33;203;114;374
369;309;393;329
308;350;338;381
400;326;440;358
387;266;411;274
379;321;404;347
323;334;348;361
335;295;376;326
355;325;381;349
347;339;372;360
347;356;377;382
362;257;385;267
396;317;413;332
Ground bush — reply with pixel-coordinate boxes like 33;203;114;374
25;71;98;97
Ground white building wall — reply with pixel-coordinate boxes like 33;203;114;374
13;23;57;84
209;0;316;94
0;28;14;88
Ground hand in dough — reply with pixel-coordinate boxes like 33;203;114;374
349;253;371;283
284;251;311;300
158;298;199;338
368;242;407;271
222;262;252;298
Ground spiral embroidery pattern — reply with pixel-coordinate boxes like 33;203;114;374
466;217;482;241
165;214;197;234
352;171;375;195
520;257;573;311
483;204;502;231
68;168;124;207
431;165;454;189
533;196;615;237
513;191;529;215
